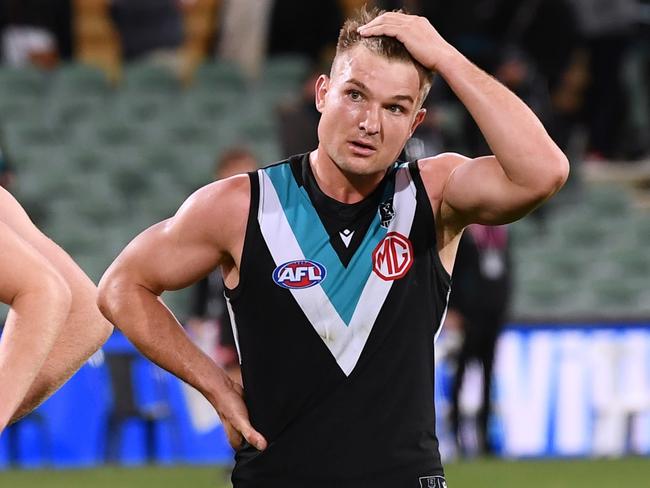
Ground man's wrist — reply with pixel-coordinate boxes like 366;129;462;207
201;368;234;406
431;44;466;76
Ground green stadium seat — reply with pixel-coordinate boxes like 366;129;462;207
581;186;631;218
90;119;143;146
517;248;590;283
0;67;47;97
107;91;179;125
178;90;241;125
123;61;182;95
0;95;45;123
595;248;650;280
508;218;543;249
50;63;111;97
47;94;108;126
2;121;68;154
630;216;650;246
554;216;611;249
586;278;643;315
511;276;576;319
193;61;247;93
262;54;310;86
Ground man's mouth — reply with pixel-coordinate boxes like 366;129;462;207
348;140;377;156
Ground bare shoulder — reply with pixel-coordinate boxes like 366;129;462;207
416;152;468;206
172;173;252;253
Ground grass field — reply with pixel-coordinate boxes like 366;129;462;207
0;457;648;487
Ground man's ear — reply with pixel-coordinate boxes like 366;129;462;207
410;108;427;137
315;74;330;113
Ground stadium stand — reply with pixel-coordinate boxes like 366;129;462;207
1;56;648;322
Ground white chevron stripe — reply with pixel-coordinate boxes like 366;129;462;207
257;167;417;376
224;295;242;364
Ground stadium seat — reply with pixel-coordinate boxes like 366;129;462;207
262;54;310;86
587;278;643;316
631;216;650;246
2;121;67;149
0;67;47;97
0;95;45;124
178;89;242;126
192;60;247;93
47;94;108;126
123;61;183;96
581;185;631;218
108;91;178;125
50;63;111;96
511;276;575;319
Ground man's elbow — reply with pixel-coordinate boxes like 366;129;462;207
553;153;570;191
536;152;570;199
96;267;123;325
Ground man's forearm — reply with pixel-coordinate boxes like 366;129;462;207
0;284;70;430
97;282;231;407
436;47;568;188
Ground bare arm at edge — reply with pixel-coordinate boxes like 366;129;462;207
0;222;71;432
0;187;113;424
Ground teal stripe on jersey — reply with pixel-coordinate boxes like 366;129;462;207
264;163;390;325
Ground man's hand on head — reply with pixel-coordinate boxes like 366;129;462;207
357;12;454;72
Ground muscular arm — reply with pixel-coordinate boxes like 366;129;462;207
0;223;71;431
0;187;113;424
360;13;569;227
97;175;266;450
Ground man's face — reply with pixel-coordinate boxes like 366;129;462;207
315;44;426;177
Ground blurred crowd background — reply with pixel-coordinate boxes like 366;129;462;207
0;0;649;474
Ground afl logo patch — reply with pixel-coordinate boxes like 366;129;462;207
372;232;413;281
273;260;327;289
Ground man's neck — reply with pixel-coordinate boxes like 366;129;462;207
309;148;387;204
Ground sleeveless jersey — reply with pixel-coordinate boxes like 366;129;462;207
225;154;451;488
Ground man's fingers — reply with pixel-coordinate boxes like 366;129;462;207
223;421;244;450
358;24;401;40
240;424;268;451
224;412;268;451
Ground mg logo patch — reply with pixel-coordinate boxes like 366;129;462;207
372;232;413;281
419;476;447;488
272;260;326;289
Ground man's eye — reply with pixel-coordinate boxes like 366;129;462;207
389;105;404;114
349;90;362;101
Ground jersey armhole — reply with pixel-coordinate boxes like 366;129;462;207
408;161;451;288
223;170;260;301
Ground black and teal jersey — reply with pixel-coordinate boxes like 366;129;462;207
225;154;451;488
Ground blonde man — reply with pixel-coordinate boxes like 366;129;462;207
99;8;568;487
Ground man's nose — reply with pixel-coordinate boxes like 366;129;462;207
359;106;381;136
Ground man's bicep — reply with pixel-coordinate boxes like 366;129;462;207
111;216;223;295
441;155;543;225
103;177;248;295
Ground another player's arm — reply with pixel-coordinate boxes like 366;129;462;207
97;175;267;451
359;13;569;226
0;222;72;432
0;187;113;423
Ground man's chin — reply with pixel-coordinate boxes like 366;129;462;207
335;161;392;182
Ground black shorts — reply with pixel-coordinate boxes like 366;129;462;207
419;475;448;488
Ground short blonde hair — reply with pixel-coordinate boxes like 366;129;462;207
335;6;435;106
